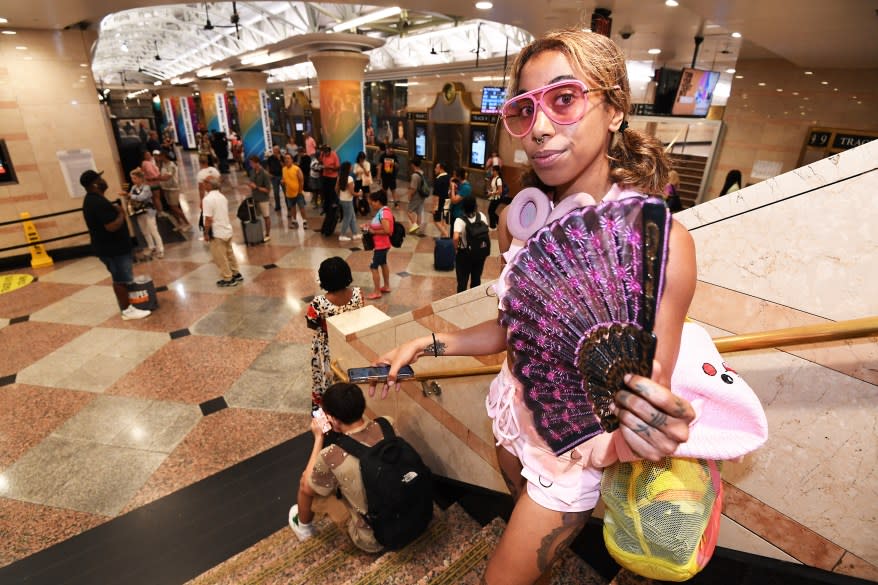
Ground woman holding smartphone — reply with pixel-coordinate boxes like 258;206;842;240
370;29;699;585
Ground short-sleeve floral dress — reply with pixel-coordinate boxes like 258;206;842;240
306;287;363;410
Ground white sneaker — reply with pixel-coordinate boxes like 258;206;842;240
352;233;362;240
288;505;317;541
121;305;151;321
339;235;352;242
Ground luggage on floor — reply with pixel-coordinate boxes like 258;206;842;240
242;218;264;245
236;197;257;223
128;275;159;310
321;205;339;236
433;237;455;271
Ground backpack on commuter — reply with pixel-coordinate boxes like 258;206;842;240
390;218;406;248
462;214;491;257
334;418;433;550
415;171;430;199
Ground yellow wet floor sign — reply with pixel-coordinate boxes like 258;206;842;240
0;274;34;294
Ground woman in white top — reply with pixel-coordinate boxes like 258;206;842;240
337;161;361;242
353;151;373;216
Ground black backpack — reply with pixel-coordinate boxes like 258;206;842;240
390;217;406;248
415;171;430;199
335;418;433;550
462;214;491;257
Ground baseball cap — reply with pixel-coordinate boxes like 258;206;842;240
79;169;104;188
151;149;161;155
196;167;221;184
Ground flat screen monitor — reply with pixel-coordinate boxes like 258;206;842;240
295;122;304;132
414;124;427;158
470;127;487;168
652;67;683;115
480;86;506;114
671;68;721;117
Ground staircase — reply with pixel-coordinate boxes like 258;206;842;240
667;154;708;209
184;503;607;585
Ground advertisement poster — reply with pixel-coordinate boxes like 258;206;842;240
162;98;178;144
215;92;230;136
318;79;364;165
178;96;197;149
235;88;268;160
202;91;219;133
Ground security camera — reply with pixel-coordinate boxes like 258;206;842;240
620;29;634;40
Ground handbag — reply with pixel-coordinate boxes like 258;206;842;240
362;231;375;251
601;457;723;582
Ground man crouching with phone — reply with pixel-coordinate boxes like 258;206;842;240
289;382;392;553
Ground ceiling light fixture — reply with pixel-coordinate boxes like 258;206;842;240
331;6;401;32
726;68;736;74
804;71;813;75
1;30;16;35
0;17;7;24
665;0;679;6
475;1;494;9
731;32;742;38
648;48;661;55
15;45;26;50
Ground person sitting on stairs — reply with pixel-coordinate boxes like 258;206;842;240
289;382;392;553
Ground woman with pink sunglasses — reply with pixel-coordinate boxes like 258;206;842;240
373;29;699;585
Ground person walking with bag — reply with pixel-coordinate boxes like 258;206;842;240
452;196;490;292
362;190;393;300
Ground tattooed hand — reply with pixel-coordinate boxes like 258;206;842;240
369;336;431;399
612;365;695;462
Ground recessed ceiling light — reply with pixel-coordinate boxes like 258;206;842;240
820;81;828;85
647;48;661;55
833;88;838;91
0;17;7;24
665;0;679;6
731;32;742;38
757;82;766;86
1;30;16;35
725;68;736;74
475;1;493;9
792;91;799;95
704;23;720;29
804;71;813;75
735;75;743;79
14;45;26;50
776;88;783;92
80;63;88;67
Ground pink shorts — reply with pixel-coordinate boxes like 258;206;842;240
486;362;602;513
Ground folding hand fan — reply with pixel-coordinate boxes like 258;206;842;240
499;197;671;455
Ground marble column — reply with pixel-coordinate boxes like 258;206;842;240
309;51;369;165
229;71;271;160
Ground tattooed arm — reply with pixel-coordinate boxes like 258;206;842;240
370;319;507;398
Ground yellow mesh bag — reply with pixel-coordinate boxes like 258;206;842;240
601;457;723;582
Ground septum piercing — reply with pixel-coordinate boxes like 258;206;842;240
536;136;545;145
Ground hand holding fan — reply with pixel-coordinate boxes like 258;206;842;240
499;196;670;455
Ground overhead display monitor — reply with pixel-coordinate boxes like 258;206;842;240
480;86;506;114
470;127;487;168
671;68;721;117
414;124;427;158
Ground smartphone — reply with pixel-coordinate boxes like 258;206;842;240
348;365;415;384
312;407;331;433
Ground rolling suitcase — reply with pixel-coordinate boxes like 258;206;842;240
242;219;264;245
433;237;455;271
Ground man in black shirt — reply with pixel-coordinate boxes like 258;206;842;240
378;142;399;208
80;170;151;321
432;162;451;226
266;145;285;211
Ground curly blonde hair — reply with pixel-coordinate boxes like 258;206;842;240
507;29;669;195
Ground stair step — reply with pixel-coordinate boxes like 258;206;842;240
415;517;505;585
341;503;481;585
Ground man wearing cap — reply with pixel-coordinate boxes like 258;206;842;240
80;170;151;321
199;167;242;287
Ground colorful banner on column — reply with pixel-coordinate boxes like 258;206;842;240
318;79;364;166
162;98;178;144
201;91;231;136
178;96;197;149
235;88;273;160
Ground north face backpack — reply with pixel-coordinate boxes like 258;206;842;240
335;417;433;550
462;215;491;257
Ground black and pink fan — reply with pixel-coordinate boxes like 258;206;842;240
499;196;670;456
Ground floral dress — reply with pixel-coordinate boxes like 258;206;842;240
306;287;364;409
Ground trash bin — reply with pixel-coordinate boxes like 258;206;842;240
128;275;158;310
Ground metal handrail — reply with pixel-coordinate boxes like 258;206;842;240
332;316;878;384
